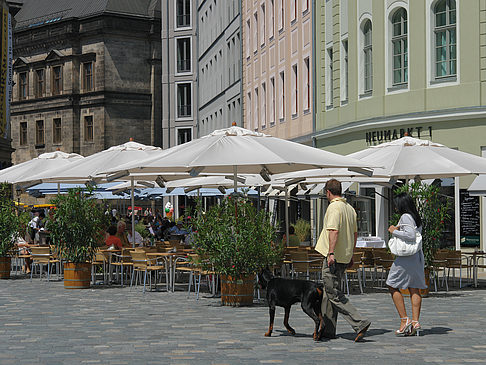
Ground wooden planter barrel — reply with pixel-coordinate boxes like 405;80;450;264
0;257;11;279
64;262;91;289
221;274;255;306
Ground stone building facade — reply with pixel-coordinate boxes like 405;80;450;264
198;0;242;137
11;0;161;163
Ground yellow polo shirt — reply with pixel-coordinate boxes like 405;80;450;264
315;197;357;264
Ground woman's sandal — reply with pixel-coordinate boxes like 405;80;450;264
395;317;412;336
408;320;422;336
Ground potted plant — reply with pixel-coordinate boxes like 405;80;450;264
292;219;311;245
391;182;451;295
48;186;108;289
0;184;26;279
189;196;281;306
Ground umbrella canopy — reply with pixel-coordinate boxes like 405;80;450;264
16;141;164;184
273;137;486;181
104;126;374;177
348;137;486;179
0;151;83;184
165;174;264;189
468;175;486;196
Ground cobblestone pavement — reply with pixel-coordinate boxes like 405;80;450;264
1;275;486;365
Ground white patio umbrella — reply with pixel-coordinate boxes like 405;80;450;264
15;140;178;247
0;151;83;185
468;175;486;196
103;126;376;245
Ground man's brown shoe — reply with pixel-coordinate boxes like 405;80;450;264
354;323;370;342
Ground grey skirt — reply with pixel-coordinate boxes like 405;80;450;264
386;250;427;290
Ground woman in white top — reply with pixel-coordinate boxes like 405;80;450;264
387;192;426;337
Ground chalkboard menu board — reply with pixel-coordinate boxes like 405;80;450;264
460;189;480;246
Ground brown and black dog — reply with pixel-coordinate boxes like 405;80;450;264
258;268;324;340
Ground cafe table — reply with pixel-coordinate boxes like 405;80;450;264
146;252;180;291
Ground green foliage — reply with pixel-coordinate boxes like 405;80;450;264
0;196;23;257
391;182;451;268
135;222;150;239
292;219;311;242
48;186;109;263
188;197;282;277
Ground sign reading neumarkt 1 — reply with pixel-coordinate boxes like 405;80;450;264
366;126;433;144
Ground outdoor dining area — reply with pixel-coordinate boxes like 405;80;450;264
3;125;486;304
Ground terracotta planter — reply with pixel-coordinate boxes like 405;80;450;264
399;268;430;297
64;262;91;289
221;274;255;306
0;257;11;279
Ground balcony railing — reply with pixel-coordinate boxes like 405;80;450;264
177;59;191;73
176;14;190;28
178;105;192;118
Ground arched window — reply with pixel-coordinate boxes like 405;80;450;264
392;8;408;85
434;0;456;78
363;20;373;92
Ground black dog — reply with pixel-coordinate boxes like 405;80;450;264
258;268;324;340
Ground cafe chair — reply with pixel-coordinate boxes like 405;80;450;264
129;251;168;293
344;252;364;295
30;246;59;282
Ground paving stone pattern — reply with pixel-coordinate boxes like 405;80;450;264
1;277;486;365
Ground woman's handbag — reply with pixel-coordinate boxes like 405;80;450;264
388;224;422;257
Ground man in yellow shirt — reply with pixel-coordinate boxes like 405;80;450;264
315;179;371;342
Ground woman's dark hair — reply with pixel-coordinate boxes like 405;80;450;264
107;225;117;236
393;192;422;227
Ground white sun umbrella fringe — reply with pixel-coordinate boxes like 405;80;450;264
103;126;376;246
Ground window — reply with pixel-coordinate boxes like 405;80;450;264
246;19;251;58
83;62;94;92
261;82;267;128
302;0;309;13
291;64;298;116
434;0;456;78
19;122;27;146
177;83;192;118
177;128;192;144
53;118;62;144
304;57;310;111
18;72;27;100
270;76;276;125
52;66;62;95
253;12;258;53
291;0;297;23
279;71;285;121
326;48;333;107
35;120;44;146
363;20;373;93
246;92;252;129
260;4;266;46
279;0;285;31
342;40;348;102
270;0;275;39
392;8;408;85
176;38;191;73
176;0;191;28
84;116;93;142
254;87;259;130
34;69;45;98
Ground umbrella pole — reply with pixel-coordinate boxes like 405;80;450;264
233;166;237;194
285;186;289;246
57;182;60;195
131;177;135;248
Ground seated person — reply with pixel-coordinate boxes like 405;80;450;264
282;226;301;247
116;221;130;247
15;235;32;274
105;225;122;250
168;221;188;236
126;224;144;247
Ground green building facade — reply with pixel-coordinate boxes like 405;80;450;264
315;0;486;249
